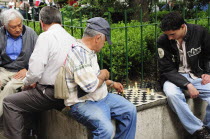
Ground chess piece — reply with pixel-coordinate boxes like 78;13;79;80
150;89;155;100
135;82;138;90
128;85;131;90
121;91;126;98
151;89;155;96
147;88;150;95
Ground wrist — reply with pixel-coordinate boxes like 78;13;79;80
109;81;114;88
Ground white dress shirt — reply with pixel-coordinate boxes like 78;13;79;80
23;24;76;86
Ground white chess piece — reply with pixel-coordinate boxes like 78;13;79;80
151;89;155;96
135;82;138;90
128;85;131;90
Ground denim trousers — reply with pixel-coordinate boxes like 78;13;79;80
163;73;210;134
68;93;137;139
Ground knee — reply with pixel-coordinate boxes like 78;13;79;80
3;95;12;106
127;103;137;116
163;81;179;98
95;121;114;138
3;81;20;93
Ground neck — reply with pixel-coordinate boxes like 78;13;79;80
81;38;95;51
42;23;58;31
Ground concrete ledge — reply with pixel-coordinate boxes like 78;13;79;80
39;109;91;139
39;92;207;139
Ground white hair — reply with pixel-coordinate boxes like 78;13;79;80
0;9;23;28
83;26;105;38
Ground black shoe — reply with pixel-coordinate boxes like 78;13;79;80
194;127;210;139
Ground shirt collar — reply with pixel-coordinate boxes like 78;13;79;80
77;39;95;54
47;24;62;31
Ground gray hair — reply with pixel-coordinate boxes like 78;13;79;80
0;9;23;28
39;6;62;24
83;27;105;38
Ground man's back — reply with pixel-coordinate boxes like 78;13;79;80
25;24;76;85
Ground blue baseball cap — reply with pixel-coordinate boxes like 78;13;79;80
87;17;112;45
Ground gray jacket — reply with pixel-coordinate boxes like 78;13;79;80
0;25;38;72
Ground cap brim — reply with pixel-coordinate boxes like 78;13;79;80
106;35;112;45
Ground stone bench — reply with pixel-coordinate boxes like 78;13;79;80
39;91;207;139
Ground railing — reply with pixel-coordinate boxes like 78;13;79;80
1;2;210;88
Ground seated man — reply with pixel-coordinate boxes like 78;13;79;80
0;9;37;116
2;6;76;138
158;12;210;139
64;17;137;139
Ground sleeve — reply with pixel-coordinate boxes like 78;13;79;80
157;36;190;88
23;33;50;85
25;29;38;70
69;48;99;93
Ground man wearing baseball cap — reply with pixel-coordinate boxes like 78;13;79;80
64;17;137;139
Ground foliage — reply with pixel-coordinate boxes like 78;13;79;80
60;0;134;23
149;10;170;23
98;20;162;81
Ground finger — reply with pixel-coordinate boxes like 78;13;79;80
13;75;21;79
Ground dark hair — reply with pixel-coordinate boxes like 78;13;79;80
39;6;61;24
160;12;185;31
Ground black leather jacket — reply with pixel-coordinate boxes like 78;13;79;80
157;23;210;88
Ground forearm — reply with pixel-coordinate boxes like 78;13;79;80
97;73;108;88
96;69;110;88
105;80;114;88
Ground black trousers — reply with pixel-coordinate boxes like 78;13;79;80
3;84;65;139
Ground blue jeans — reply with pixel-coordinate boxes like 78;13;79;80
68;93;137;139
163;73;210;134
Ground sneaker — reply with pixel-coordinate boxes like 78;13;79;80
194;127;210;139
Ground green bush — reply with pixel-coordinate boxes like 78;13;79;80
99;20;162;81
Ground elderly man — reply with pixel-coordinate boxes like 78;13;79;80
2;6;76;139
64;17;137;139
0;9;37;117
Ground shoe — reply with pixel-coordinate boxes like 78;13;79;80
194;127;210;139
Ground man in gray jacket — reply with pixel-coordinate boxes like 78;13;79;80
0;9;37;116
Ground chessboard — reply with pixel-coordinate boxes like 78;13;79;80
113;88;167;106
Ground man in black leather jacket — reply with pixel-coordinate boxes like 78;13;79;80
158;12;210;139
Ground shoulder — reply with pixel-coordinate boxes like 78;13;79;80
157;34;169;44
68;42;91;63
71;43;86;55
23;25;37;36
0;26;5;34
187;24;206;32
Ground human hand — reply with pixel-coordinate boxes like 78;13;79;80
112;82;124;93
13;69;27;80
22;83;36;91
201;74;210;85
187;83;199;99
100;69;110;80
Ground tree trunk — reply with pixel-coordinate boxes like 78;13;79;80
130;0;150;21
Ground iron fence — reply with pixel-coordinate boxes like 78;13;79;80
1;2;210;88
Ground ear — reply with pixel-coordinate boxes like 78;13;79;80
181;24;185;29
95;34;101;44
